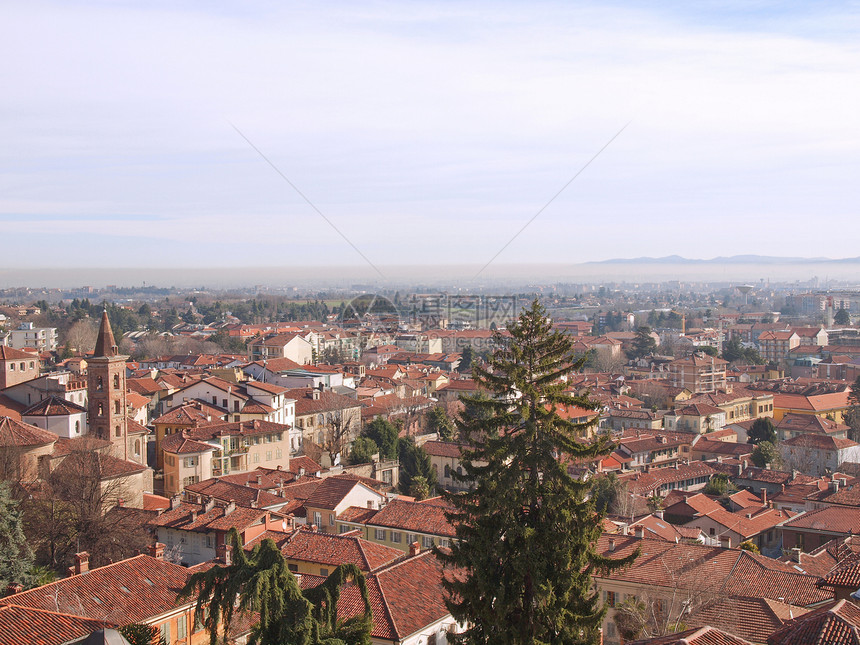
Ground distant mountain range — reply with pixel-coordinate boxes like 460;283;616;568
588;255;860;265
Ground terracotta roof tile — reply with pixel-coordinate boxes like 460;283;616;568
767;599;860;644
0;416;58;447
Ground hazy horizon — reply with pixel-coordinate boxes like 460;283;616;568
3;259;860;291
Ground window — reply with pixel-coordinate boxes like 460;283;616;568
160;622;171;645
314;512;322;527
134;439;141;456
605;590;617;608
97;376;103;390
288;563;298;572
29;362;34;370
382;469;392;483
422;536;434;548
375;529;387;541
7;364;13;371
75;421;80;434
234;400;239;412
113;374;120;388
253;453;260;463
320;568;329;577
222;398;228;408
329;513;335;525
391;531;402;543
407;533;416;544
709;527;715;536
276;448;283;459
177;615;187;639
115;425;121;438
115;400;121;414
212;396;217;404
98;403;104;417
266;451;272;461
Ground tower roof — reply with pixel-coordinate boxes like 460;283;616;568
93;309;118;358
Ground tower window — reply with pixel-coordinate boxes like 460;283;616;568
114;374;120;388
97;376;103;391
114;400;121;415
98;403;104;417
115;425;121;437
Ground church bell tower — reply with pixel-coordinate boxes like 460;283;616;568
87;310;129;461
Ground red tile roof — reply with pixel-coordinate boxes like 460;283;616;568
367;498;457;538
0;416;58;447
22;395;87;417
268;528;403;572
0;604;107;645
767;599;860;644
781;506;860;535
628;626;753;645
304;476;378;511
596;535;832;607
0;555;191;625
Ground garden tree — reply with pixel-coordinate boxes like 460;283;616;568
589;473;626;514
22;441;150;571
180;528;372;645
751;441;781;469
747;417;777;445
738;540;760;554
702;473;737;498
0;481;34;591
64;320;99;354
397;437;436;497
721;336;764;365
348;437;378;465
439;300;638;644
408;475;431;501
850;375;860;407
119;624;166;645
627;326;657;360
458;346;473;373
427;406;456;441
360;418;399;460
697;345;719;357
835;307;851;325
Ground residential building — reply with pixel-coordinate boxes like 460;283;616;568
304;475;386;533
5;322;58;352
780;506;860;552
338;497;457;552
667;353;728;393
0;548;208;645
776;413;850;442
286;387;363;455
248;332;313;364
779;434;860;477
0;346;39;389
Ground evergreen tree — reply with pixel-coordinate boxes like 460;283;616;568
427;406;456;441
751;441;780;468
348;436;378;465
627;326;657;360
398;437;436;496
835;308;851;325
438;300;637;644
180;528;372;645
747;417;777;445
360;418;400;460
0;481;34;591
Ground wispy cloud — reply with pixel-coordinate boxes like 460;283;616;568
2;1;859;271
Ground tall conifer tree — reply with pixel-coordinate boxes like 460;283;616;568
439;300;636;644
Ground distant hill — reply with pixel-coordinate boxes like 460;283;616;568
588;255;856;265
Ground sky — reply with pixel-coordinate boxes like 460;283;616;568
2;1;860;277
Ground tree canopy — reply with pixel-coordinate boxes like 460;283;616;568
438;299;637;644
179;528;372;645
748;417;777;445
359;418;399;460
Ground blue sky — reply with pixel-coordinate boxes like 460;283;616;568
2;1;859;273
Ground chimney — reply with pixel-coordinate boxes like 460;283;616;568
204;497;216;513
74;552;89;575
190;509;198;522
634;526;645;539
761;488;768;505
148;542;165;560
250;500;258;509
170;494;182;510
655;510;664;520
225;500;236;516
312;390;321;401
608;538;616;552
791;547;803;563
409;542;420;557
831;481;840;493
5;583;22;596
216;543;233;566
257;474;263;486
117;498;125;508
